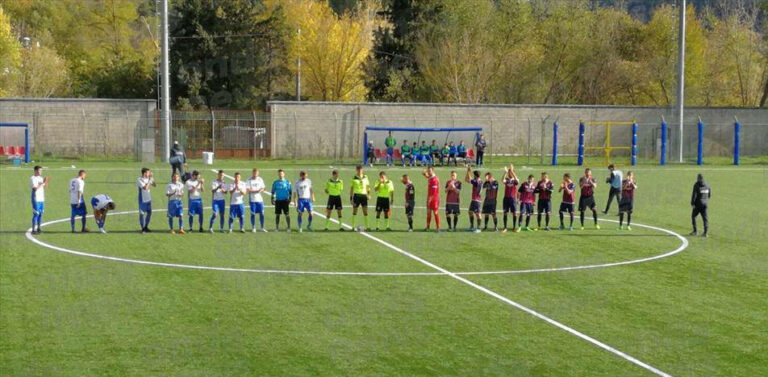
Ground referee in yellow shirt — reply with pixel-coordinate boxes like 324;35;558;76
374;171;395;231
324;169;344;231
349;165;371;231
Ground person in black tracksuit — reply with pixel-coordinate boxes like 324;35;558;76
170;141;186;179
690;174;711;237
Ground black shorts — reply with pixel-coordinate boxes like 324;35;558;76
275;199;290;215
482;200;497;214
405;200;415;216
375;197;391;212
445;203;460;215
326;195;342;210
619;197;634;213
559;203;574;213
578;196;596;211
469;201;481;214
353;194;368;208
537;199;552;214
458;152;467;158
503;197;518;213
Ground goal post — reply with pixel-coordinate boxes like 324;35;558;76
363;126;484;165
0;123;30;163
578;120;637;167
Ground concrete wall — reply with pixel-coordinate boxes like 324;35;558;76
0;98;156;159
268;101;768;161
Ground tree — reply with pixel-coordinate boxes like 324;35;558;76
13;44;69;97
0;6;21;96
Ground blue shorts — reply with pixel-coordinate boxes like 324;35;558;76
386;147;394;156
32;201;44;215
168;200;183;217
521;202;535;215
230;203;245;218
71;202;87;216
188;199;203;215
250;201;264;214
297;198;313;213
139;201;152;213
212;199;226;214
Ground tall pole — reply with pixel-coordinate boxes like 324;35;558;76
676;0;686;163
296;28;301;101
161;0;171;162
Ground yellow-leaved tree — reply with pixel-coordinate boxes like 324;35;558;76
276;0;376;101
0;6;21;96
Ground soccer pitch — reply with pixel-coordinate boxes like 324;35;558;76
1;160;766;376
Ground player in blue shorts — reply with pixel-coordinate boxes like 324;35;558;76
294;171;314;232
247;168;267;232
137;167;156;233
228;172;247;233
209;170;228;233
69;169;88;233
29;165;49;234
166;173;185;234
91;194;115;233
185;170;204;232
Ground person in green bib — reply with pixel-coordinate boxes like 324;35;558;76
373;171;395;231
419;141;431;166
349;165;371;231
400;140;413;167
324;169;344;231
429;140;440;164
440;143;450;166
384;131;397;167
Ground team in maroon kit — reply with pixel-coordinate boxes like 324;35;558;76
396;164;635;233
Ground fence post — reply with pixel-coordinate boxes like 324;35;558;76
363;130;368;165
24;127;30;163
578;121;585;166
697;117;703;165
551;121;558;166
211;110;216;155
631;122;638;166
733;118;740;166
660;118;667;166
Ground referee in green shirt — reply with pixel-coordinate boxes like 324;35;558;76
385;131;397;167
324;169;344;231
374;171;395;231
350;165;371;231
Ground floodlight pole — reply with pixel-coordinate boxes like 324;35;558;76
161;0;171;162
676;0;686;163
296;28;301;101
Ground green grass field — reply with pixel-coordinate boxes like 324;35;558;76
1;159;766;376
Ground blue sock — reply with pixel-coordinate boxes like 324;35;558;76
188;216;193;228
139;213;145;229
198;214;203;228
81;216;86;230
250;214;256;228
238;215;244;229
209;214;216;229
145;211;152;227
168;217;173;230
219;213;225;229
179;217;183;230
259;213;264;228
228;216;233;230
71;216;76;231
298;215;302;228
308;214;313;227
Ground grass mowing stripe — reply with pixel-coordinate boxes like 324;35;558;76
220;169;674;377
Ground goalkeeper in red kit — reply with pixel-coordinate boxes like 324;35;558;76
422;166;441;232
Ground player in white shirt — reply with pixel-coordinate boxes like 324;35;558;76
137;167;156;233
29;165;49;234
166;173;185;234
209;170;228;233
185;170;205;232
294;171;315;232
90;194;115;233
228;172;247;233
69;169;89;233
247;168;267;232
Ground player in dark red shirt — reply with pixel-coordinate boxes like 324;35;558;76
401;174;415;232
578;168;600;230
422;167;440;232
482;172;499;231
618;171;636;231
558;173;576;230
501;164;519;233
535;172;554;230
444;171;462;232
517;175;537;231
465;167;483;232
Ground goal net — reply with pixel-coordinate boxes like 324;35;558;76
363;126;483;166
0;123;30;163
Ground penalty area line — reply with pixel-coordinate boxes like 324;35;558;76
221;169;674;377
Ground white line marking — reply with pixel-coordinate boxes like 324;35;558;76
215;170;674;376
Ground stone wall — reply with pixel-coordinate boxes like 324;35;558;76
0;98;157;159
268;101;768;161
